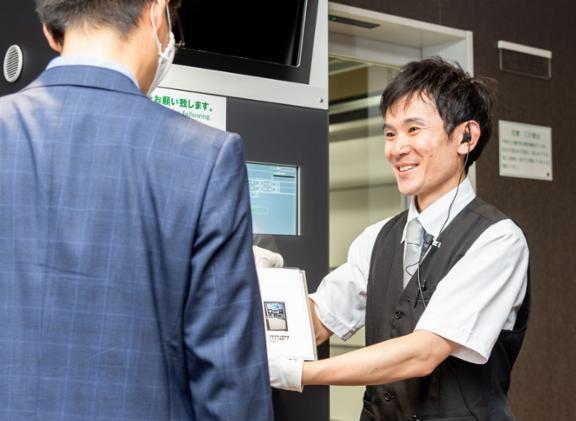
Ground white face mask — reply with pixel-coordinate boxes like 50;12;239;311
148;1;176;95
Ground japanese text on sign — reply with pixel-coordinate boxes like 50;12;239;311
499;120;552;181
150;87;227;131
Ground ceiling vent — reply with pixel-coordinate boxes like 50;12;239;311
497;41;551;79
3;45;24;83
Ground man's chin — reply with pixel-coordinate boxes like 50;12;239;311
395;182;417;197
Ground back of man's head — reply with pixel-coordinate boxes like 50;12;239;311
35;0;181;45
380;57;496;170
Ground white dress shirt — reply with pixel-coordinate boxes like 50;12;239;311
310;178;529;364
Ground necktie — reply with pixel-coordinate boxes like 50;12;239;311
403;218;424;288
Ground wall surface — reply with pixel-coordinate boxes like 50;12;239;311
0;2;55;96
228;97;330;421
336;0;575;419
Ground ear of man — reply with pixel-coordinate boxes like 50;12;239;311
456;120;481;157
43;24;62;53
149;0;171;36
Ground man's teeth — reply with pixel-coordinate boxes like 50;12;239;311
399;165;415;172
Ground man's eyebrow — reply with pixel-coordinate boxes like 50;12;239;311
382;117;427;130
403;117;427;125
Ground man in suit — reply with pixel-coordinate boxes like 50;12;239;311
0;0;273;419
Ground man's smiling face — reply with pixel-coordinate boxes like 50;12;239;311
383;93;466;211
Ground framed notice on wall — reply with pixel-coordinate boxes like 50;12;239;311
499;120;552;181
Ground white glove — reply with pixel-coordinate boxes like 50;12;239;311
253;245;284;268
268;354;304;393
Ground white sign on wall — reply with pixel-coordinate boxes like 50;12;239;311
151;87;227;131
499;120;552;181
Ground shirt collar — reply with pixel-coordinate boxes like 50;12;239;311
401;177;476;243
47;55;139;88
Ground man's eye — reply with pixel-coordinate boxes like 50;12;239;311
408;127;420;133
384;132;395;138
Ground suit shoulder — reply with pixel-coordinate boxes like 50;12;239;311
0;91;23;109
0;90;36;126
143;98;236;147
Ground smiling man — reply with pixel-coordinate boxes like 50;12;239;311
269;57;530;421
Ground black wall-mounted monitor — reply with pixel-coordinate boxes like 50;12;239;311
174;0;318;84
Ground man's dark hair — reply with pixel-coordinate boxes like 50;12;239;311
380;57;495;170
36;0;182;45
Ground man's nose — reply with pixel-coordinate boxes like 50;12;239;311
393;134;411;156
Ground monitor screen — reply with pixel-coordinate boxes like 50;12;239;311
247;162;299;236
173;0;318;84
176;1;307;67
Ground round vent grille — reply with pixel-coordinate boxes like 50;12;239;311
3;45;24;83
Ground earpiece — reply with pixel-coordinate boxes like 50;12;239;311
461;132;471;143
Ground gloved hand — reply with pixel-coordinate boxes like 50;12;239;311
268;354;304;393
253;245;284;268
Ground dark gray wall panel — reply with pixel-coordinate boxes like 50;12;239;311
0;1;55;96
227;99;329;289
227;99;330;421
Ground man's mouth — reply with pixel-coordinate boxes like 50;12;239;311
397;164;418;173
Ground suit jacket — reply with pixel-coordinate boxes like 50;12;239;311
0;65;273;420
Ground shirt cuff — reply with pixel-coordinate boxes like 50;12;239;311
309;293;358;341
415;313;492;364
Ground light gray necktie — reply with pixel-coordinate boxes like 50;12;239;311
403;218;424;288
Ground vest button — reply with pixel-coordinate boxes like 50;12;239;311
410;416;421;421
394;311;402;320
383;392;394;401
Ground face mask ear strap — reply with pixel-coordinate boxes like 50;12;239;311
150;0;171;52
158;32;175;61
165;2;172;30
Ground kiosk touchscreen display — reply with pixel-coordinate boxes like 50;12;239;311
247;162;299;236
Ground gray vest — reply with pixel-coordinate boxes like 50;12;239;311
360;198;530;421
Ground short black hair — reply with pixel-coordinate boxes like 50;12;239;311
36;0;182;45
380;57;496;170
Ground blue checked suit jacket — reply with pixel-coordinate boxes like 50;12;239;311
0;65;273;421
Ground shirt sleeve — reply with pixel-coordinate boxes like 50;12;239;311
309;219;390;340
415;219;529;364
